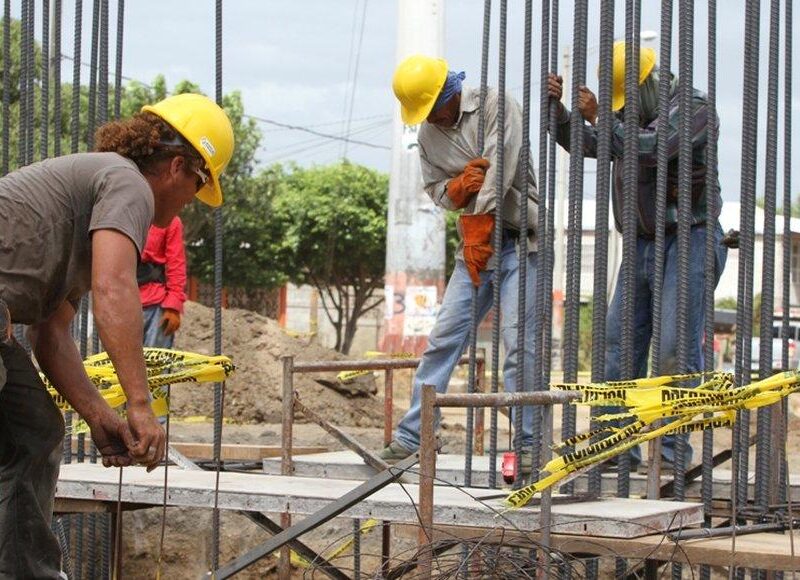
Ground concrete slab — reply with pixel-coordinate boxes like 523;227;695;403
265;451;800;500
57;464;703;538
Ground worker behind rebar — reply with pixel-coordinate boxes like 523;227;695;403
383;55;539;473
0;93;234;578
138;216;187;349
548;41;727;473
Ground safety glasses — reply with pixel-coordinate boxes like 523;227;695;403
192;165;210;192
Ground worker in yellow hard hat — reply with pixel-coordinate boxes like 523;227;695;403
547;40;727;474
0;92;233;577
384;55;540;480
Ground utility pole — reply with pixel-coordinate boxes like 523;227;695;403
380;0;446;355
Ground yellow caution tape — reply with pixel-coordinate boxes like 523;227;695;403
52;348;234;435
504;370;800;508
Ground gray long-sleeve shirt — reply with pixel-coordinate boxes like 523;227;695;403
417;86;539;263
553;86;722;237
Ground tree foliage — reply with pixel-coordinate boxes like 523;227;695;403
270;161;389;353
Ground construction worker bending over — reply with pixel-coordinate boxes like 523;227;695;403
382;55;539;474
139;216;188;349
548;41;727;472
0;93;233;578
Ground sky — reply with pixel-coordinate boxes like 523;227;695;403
30;1;800;204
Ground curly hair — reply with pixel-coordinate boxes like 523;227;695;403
94;112;203;174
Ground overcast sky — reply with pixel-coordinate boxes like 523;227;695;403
35;1;800;204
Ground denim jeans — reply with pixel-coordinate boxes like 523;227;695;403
605;222;728;465
0;340;65;579
143;304;174;349
395;236;537;451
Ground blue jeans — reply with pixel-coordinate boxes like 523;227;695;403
605;222;727;465
395;236;537;451
143;305;174;349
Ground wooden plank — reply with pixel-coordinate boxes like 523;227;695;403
55;464;703;539
264;452;800;501
394;524;800;571
69;440;326;462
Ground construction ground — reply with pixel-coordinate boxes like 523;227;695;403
53;302;800;578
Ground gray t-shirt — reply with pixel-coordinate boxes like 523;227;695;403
0;152;154;325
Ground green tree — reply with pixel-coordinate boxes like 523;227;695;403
271;161;389;354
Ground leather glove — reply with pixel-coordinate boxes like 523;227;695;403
446;158;490;209
160;308;181;336
460;213;495;286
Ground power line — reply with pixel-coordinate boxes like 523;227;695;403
251;115;390;150
342;0;369;158
62;52;390;152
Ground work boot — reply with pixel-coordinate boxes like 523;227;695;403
518;450;533;476
379;440;414;463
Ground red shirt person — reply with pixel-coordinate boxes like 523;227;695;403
138;216;187;348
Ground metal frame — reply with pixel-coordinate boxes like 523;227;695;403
415;385;583;579
278;352;485;577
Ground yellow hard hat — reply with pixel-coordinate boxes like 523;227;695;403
392;55;448;125
609;40;656;111
142;93;235;207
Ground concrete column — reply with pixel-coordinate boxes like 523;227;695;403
380;0;447;355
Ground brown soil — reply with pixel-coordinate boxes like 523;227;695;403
170;301;386;428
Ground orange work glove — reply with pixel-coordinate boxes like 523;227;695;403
160;308;181;336
460;213;495;286
446;158;490;209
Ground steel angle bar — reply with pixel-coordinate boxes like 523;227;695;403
293;394;408;480
207;453;420;579
165;446;349;580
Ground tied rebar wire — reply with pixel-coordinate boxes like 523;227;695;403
70;0;82;155
618;0;641;503
40;0;49;160
701;2;717;573
113;0;123;120
488;0;508;494
754;0;781;520
1;0;9;175
53;0;62;157
560;0;588;499
511;0;533;491
779;0;792;509
465;0;492;490
211;0;224;570
86;0;99;150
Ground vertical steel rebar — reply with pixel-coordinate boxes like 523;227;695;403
732;2;761;577
560;0;588;498
112;0;123;120
211;0;225;571
40;0;50;160
754;0;781;518
472;0;494;489
700;5;718;579
532;0;551;478
18;0;28;167
52;0;61;158
618;0;641;501
70;0;81;155
512;0;533;491
779;0;792;510
2;0;9;175
86;0;99;150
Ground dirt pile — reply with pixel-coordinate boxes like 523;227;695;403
170;301;386;427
